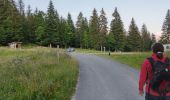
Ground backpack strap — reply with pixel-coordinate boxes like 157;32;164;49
147;57;155;71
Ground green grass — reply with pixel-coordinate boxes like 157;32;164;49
0;47;78;100
103;51;170;69
76;48;170;70
104;52;151;69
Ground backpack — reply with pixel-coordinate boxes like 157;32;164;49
147;57;170;93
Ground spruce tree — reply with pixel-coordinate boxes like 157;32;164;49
76;12;84;48
59;17;68;48
25;5;36;43
76;12;90;48
81;18;90;48
89;8;100;49
0;0;8;45
127;18;141;51
34;10;46;45
66;13;76;47
151;33;156;44
99;8;107;50
18;0;24;16
110;8;125;51
44;0;59;46
141;24;152;51
0;0;23;45
160;9;170;44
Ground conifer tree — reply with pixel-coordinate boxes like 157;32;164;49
151;33;156;44
67;13;76;47
18;0;24;16
127;18;141;51
81;18;90;48
25;5;36;43
59;17;68;48
99;8;107;49
110;8;125;51
141;24;152;51
160;9;170;44
44;0;59;46
89;8;100;49
34;10;46;45
76;12;90;48
76;12;84;48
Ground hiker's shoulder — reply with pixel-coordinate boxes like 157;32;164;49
142;58;151;65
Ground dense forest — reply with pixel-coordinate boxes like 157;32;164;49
0;0;169;51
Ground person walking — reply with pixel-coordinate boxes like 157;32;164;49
139;43;170;100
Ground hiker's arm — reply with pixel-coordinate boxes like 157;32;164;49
139;59;149;95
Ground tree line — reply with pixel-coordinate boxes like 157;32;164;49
2;0;169;52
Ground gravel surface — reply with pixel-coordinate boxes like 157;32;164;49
71;53;144;100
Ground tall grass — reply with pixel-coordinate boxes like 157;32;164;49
0;47;78;100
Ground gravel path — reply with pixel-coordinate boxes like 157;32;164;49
71;53;144;100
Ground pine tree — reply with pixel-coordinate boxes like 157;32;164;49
59;17;68;48
76;12;90;48
110;8;125;51
0;0;9;45
151;33;156;44
99;8;107;50
18;0;24;16
81;18;90;48
11;0;24;42
127;18;141;51
0;0;23;45
44;0;60;46
25;5;36;43
160;9;170;44
34;10;46;45
89;8;100;49
66;13;76;47
141;24;152;51
76;12;84;48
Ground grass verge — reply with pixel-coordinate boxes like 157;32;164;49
102;51;170;70
0;47;78;100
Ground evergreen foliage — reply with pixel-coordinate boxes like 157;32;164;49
89;8;100;49
0;0;165;52
110;8;125;51
127;18;141;51
160;9;170;44
141;24;152;51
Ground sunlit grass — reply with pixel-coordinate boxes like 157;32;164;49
0;47;78;100
104;51;170;69
76;48;170;70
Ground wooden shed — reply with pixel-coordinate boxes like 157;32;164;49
9;42;22;49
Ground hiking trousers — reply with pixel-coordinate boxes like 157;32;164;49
145;93;170;100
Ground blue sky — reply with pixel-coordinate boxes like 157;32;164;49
16;0;170;39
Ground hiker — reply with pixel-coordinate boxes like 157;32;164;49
139;43;170;100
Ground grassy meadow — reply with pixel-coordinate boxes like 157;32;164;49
0;47;78;100
102;51;170;69
76;49;170;70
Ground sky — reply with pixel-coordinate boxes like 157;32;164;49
16;0;170;39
